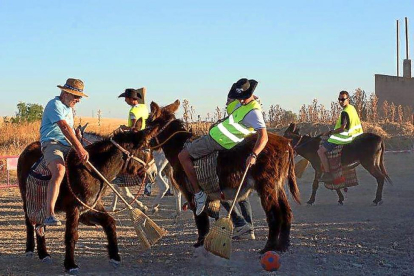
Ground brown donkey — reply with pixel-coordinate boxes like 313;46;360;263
284;123;392;205
144;100;300;253
17;130;151;273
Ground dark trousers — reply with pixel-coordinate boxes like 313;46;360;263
221;198;253;229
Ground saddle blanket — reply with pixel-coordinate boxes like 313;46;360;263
26;156;51;225
184;149;221;219
321;137;359;190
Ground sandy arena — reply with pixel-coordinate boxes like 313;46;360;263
0;152;413;275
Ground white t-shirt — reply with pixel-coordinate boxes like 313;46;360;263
234;102;266;130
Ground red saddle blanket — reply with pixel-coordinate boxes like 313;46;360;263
321;137;359;190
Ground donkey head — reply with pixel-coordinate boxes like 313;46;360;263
146;100;180;137
283;123;302;146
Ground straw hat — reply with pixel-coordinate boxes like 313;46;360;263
118;87;146;104
57;78;88;97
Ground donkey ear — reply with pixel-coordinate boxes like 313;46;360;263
80;122;89;134
286;123;296;133
150;101;162;119
294;127;300;134
163;99;180;114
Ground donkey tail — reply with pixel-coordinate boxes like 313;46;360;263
288;145;301;204
380;140;393;185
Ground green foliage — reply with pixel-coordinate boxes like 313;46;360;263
9;102;44;123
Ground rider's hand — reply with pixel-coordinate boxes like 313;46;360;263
324;130;332;136
77;147;89;163
245;153;257;168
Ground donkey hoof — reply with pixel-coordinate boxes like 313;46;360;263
67;267;79;275
25;251;34;257
109;259;121;268
338;201;344;206
41;255;52;264
372;200;383;206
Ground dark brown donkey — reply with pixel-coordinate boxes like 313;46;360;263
17;131;151;273
284;123;392;205
144;100;300;253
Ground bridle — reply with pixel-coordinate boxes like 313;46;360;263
148;119;191;150
110;138;150;172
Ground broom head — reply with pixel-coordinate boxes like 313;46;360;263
204;217;234;259
130;208;167;249
295;158;309;178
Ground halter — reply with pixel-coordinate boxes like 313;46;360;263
110;138;149;172
149;119;191;150
292;134;305;150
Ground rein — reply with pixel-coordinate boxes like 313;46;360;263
110;138;148;171
149;119;191;150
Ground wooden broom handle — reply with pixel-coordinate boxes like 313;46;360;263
65;137;134;209
227;165;251;218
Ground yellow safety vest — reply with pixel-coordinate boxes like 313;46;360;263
226;100;239;115
328;104;363;145
128;104;149;130
209;100;261;149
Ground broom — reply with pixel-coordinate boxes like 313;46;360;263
65;139;166;249
295;158;309;178
204;164;251;259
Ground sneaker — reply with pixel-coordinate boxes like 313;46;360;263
194;191;207;216
319;172;334;182
43;215;62;226
233;224;252;238
249;231;256;240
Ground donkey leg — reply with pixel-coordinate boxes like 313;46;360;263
193;211;210;247
64;207;80;272
361;161;385;204
257;183;282;253
336;189;345;205
307;171;322;205
35;225;50;261
80;204;120;263
24;212;35;256
276;191;292;252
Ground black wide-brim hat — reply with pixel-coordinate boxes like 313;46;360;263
227;78;258;100
118;87;146;104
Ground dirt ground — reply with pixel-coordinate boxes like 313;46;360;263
0;152;413;276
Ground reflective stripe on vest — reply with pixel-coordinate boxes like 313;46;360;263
209;100;261;149
328;104;363;145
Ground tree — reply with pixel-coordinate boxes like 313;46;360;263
11;102;43;123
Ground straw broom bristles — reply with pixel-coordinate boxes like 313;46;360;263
295;158;309;178
204;165;251;259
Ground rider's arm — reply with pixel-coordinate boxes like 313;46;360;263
57;120;88;161
252;128;268;157
329;112;349;135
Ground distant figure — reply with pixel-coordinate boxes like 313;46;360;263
318;90;363;182
40;78;89;226
118;87;148;131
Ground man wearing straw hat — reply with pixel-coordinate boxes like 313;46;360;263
178;78;268;231
40;78;89;226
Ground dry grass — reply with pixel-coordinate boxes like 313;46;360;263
0;117;125;156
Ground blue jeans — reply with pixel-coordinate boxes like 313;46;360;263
221;198;253;229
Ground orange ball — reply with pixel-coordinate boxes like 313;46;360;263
260;251;281;271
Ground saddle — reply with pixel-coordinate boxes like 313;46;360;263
320;137;359;190
185;151;221;219
26;156;52;225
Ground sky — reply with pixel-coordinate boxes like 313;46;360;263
0;0;413;120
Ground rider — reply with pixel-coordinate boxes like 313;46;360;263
221;95;257;239
178;78;268;220
118;88;148;131
40;78;89;226
318;90;363;182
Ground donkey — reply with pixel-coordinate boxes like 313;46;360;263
142;100;300;253
284;123;392;205
17;130;151;273
78;126;183;219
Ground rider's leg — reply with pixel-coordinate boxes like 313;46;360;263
317;145;329;172
46;159;65;225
